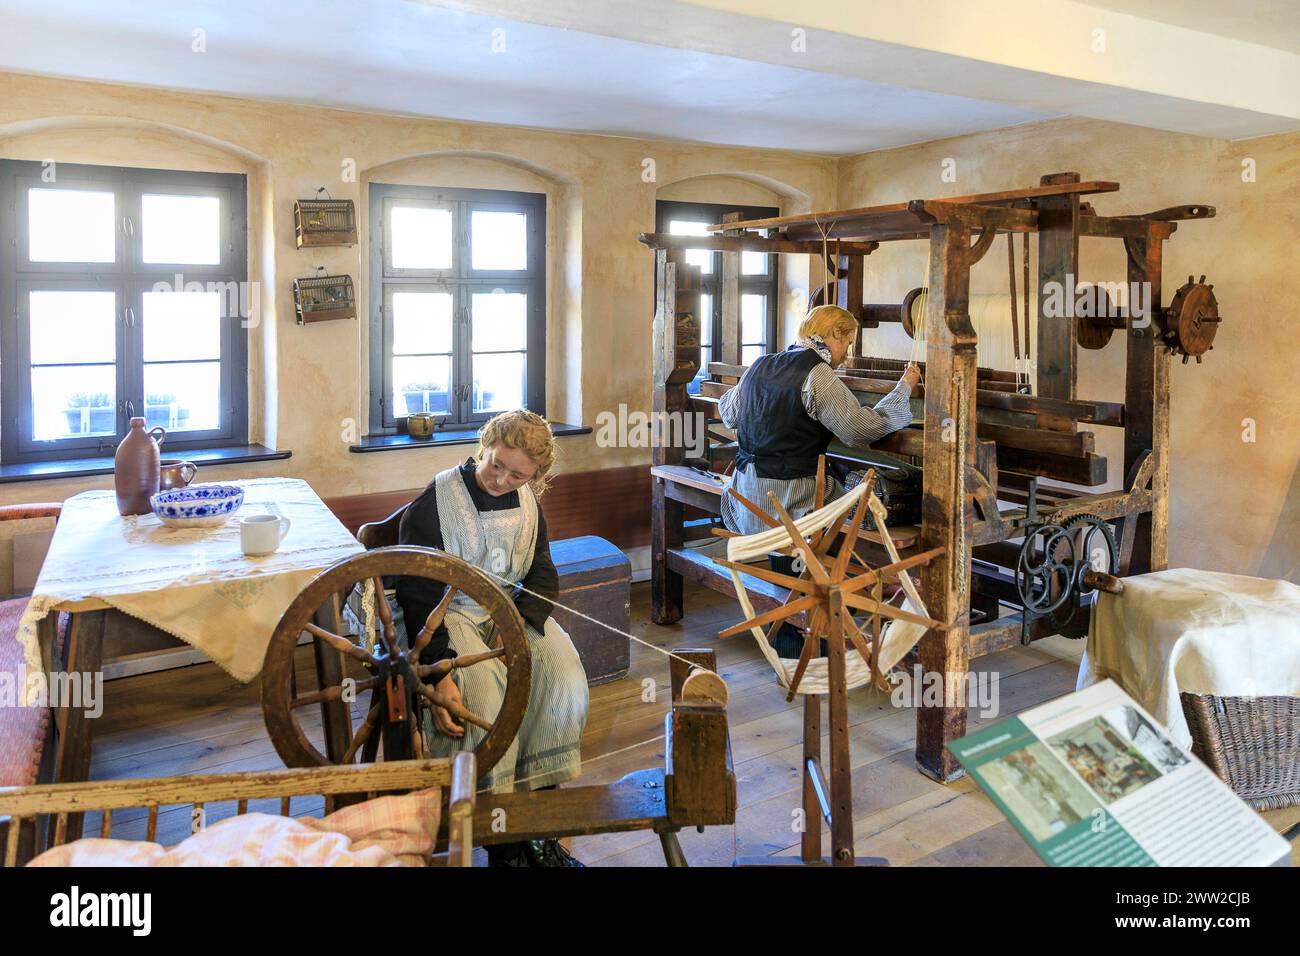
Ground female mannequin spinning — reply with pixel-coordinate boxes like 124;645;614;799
395;409;589;867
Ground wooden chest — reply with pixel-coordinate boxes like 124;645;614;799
550;536;631;685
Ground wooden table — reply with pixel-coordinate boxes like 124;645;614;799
16;477;364;835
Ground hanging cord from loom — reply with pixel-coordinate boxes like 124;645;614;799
814;218;838;307
1021;229;1032;393
907;243;932;382
1007;231;1023;392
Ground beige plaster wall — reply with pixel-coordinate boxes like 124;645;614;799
837;117;1300;580
3;73;1293;589
0;71;837;591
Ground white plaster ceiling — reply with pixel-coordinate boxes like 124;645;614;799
1082;0;1300;55
0;0;1294;154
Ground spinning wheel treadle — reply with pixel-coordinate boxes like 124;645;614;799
261;546;531;777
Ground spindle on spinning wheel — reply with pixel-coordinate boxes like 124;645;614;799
261;547;531;777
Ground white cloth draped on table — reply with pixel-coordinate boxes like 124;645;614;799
1077;567;1300;749
15;477;364;704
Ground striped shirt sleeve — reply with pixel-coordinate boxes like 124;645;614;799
802;363;914;447
718;373;742;428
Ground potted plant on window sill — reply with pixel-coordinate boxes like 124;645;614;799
64;391;114;435
400;382;448;415
145;392;190;431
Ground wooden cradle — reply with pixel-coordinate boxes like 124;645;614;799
0;754;475;867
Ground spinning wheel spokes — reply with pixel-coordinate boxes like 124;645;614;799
341;702;383;764
722;475;948;699
413;681;493;733
409;587;456;664
289;674;382;709
262;547;531;778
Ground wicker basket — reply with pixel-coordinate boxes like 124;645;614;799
1180;692;1300;811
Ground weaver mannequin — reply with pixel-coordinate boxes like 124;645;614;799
718;305;919;656
394;409;589;867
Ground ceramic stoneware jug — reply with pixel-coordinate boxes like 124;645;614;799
115;417;166;515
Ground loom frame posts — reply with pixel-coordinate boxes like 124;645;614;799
914;215;977;782
651;248;701;625
1123;229;1170;573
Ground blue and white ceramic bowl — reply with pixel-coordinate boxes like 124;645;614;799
150;484;245;529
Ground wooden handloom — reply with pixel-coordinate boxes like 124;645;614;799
644;172;1219;783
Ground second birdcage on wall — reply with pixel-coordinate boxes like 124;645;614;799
293;271;356;325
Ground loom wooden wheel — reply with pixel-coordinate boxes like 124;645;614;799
900;287;925;338
261;546;531;776
1076;282;1116;351
1164;276;1220;364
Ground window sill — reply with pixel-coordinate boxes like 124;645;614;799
349;422;591;454
0;444;292;485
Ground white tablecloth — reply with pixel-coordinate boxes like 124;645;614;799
16;477;364;701
1077;567;1300;748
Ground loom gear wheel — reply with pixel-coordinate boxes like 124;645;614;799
1164;276;1220;364
1015;525;1077;620
1051;515;1119;637
1014;515;1118;638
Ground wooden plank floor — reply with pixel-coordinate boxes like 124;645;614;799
84;581;1299;866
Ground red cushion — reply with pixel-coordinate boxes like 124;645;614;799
0;597;52;788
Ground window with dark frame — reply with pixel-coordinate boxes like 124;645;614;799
653;200;780;395
368;183;546;433
0;160;249;466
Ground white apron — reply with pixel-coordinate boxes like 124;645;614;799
421;465;589;793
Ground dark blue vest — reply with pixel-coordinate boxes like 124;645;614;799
734;347;834;480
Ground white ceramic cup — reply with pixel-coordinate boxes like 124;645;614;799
240;513;291;556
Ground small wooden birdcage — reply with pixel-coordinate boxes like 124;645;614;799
293;271;356;325
294;196;357;247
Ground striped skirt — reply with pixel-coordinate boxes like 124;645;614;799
422;612;589;794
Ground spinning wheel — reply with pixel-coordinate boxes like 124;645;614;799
261;547;531;776
719;465;947;697
716;460;946;866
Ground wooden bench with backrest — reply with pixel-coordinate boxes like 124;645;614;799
0;503;63;864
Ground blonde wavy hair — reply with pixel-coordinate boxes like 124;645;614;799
797;305;857;343
476;409;558;497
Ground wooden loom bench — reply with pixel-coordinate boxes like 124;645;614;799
464;646;735;865
649;172;1209;781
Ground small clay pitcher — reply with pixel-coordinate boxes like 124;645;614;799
114;417;166;516
159;459;198;491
